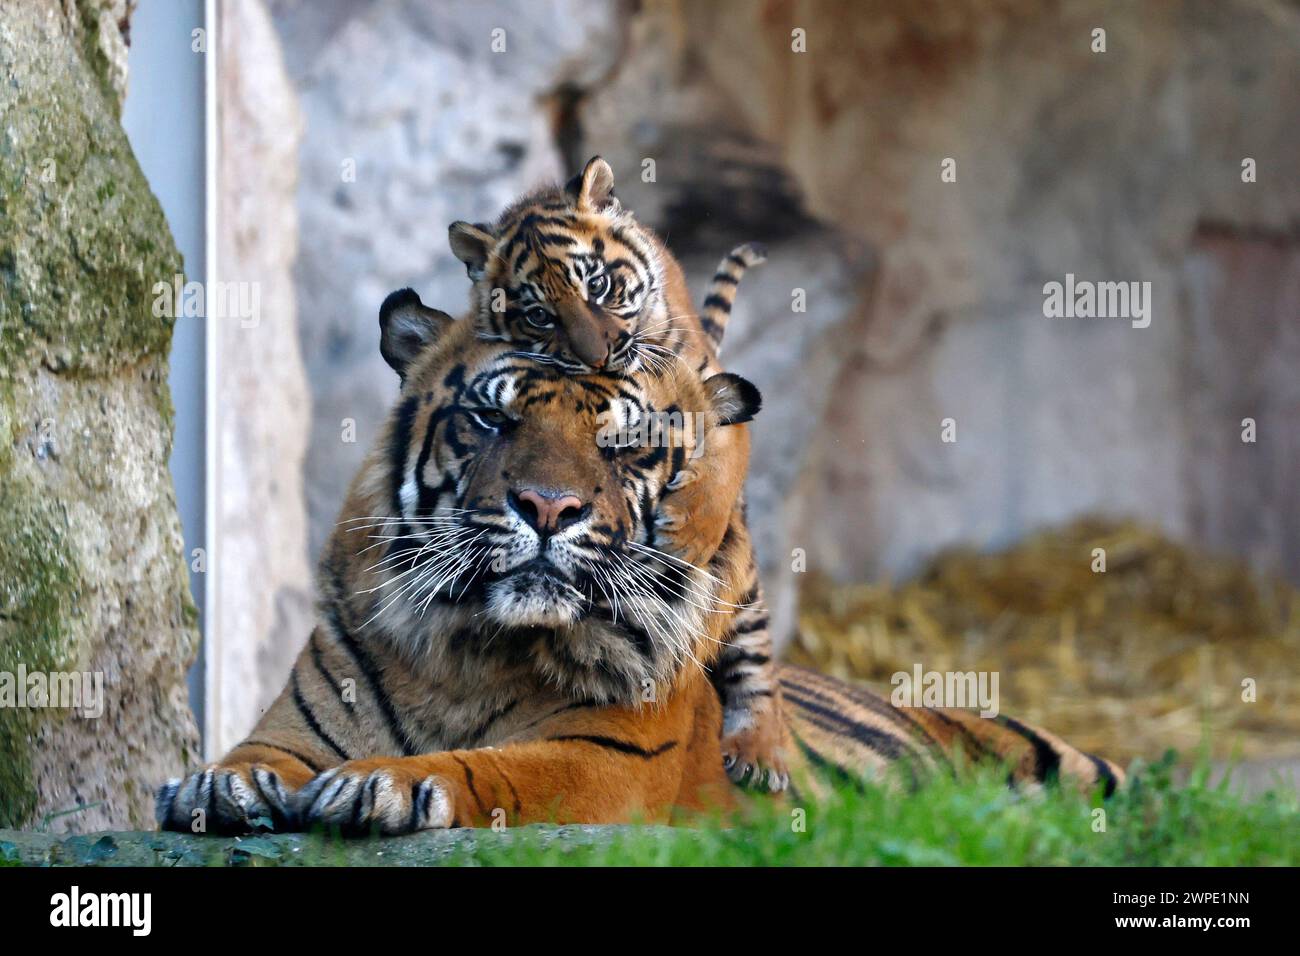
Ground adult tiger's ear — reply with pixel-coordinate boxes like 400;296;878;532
379;288;453;380
703;372;762;426
448;221;494;281
565;156;616;212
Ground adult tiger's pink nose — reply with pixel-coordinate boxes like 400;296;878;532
513;489;587;535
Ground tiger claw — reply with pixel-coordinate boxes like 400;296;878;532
297;764;454;836
155;764;295;835
721;724;790;794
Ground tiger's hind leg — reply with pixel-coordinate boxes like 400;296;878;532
714;581;790;792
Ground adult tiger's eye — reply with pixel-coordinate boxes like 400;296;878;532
470;408;511;430
587;274;609;298
525;306;553;329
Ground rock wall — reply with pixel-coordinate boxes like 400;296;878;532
259;0;1299;656
663;0;1300;593
0;0;199;830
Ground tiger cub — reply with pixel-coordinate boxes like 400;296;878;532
446;157;785;790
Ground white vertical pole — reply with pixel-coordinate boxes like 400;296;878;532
202;0;220;761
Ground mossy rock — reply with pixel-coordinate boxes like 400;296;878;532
0;0;182;377
0;0;200;830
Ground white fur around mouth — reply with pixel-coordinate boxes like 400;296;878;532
485;566;585;628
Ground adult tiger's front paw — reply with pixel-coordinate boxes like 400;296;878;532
155;764;295;835
296;760;455;836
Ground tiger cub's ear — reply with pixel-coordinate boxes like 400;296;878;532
565;156;616;212
380;288;453;380
448;221;494;281
703;372;762;426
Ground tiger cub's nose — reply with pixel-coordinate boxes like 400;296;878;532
511;489;588;535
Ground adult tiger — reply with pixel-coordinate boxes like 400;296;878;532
448;157;786;790
156;292;1121;836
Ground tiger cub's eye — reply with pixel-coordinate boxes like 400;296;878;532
587;274;610;298
524;306;553;329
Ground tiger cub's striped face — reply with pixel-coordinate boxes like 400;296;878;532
449;157;665;375
366;293;759;659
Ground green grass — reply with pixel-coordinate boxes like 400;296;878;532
438;752;1300;866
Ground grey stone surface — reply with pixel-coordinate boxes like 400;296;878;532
0;0;199;830
0;823;661;867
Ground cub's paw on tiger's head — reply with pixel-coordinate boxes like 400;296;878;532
654;477;729;568
155;764;296;835
295;760;455;836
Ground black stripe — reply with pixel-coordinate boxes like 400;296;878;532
309;633;352;717
291;670;350;761
733;615;769;635
452;755;485;817
243;738;325;774
547;734;678;759
482;750;523;817
710;271;739;285
355;775;377;831
928;709;997;765
790;707;922;791
517;699;601;734
611;226;651;272
387;395;420;518
794;735;867;793
719;650;771;667
408;780;422;831
702;293;732;314
782;688;914;761
466;699;519;744
999;715;1062;784
791;667;940;752
324;599;417;756
1086;753;1118;798
249;770;291;829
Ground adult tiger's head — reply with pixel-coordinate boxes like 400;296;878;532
325;288;760;705
448;156;693;374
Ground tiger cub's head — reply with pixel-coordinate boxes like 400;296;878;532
448;157;681;375
331;289;760;703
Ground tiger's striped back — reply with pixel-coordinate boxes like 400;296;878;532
778;665;1123;797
